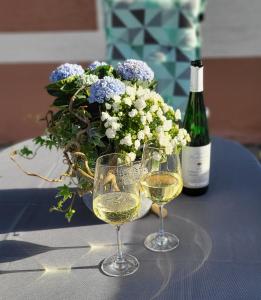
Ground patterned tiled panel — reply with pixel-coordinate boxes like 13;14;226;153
103;0;206;112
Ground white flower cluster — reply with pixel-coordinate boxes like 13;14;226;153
76;74;98;86
101;112;122;139
101;84;190;161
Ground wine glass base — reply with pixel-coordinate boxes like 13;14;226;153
144;232;179;252
101;253;139;277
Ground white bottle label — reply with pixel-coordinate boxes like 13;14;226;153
190;66;203;92
182;143;211;188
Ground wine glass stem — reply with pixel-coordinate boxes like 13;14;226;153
116;225;124;263
159;205;165;238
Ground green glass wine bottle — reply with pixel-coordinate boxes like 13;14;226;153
182;60;211;196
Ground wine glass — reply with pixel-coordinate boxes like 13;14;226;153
93;153;141;277
140;145;183;252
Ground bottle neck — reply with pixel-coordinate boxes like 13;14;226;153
190;66;203;93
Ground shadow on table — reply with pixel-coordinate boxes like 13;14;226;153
0;188;103;234
0;240;91;263
0;239;138;264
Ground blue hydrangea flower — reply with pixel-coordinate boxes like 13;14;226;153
117;59;154;81
89;76;125;103
88;61;108;71
49;63;84;82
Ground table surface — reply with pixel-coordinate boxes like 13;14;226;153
1;137;261;300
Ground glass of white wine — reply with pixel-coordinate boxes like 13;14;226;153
140;145;183;252
93;153;141;277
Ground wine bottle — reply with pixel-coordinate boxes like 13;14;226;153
182;60;211;196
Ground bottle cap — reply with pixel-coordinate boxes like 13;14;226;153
191;60;203;67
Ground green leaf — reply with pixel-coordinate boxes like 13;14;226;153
93;65;115;78
33;136;45;146
53;97;70;107
46;83;62;97
73;97;88;108
65;208;76;222
19;146;33;157
92;136;106;147
52;110;64;121
46;75;79;96
56;185;73;201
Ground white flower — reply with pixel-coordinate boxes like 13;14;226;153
162;103;170;113
137;130;145;140
112;103;120;112
169;106;174;112
175;128;190;146
150;104;158;112
157;109;163;118
134;98;146;111
158;131;171;147
128;109;138;118
105;116;120;130
118;112;123;117
151;91;164;104
77;74;98;86
120;134;132;146
101;112;110;121
105;103;111;110
140;116;146;125
105;128;116;139
126;85;136;99
124;97;132;106
126;152;136;162
175;109;181;120
112;95;121;103
144;126;151;135
146;111;153;123
134;139;140;150
136;86;149;97
111;122;121;131
178;128;187;138
163;119;172;131
159;134;168;147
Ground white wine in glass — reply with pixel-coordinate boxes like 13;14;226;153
93;192;140;225
140;146;183;252
93;153;141;277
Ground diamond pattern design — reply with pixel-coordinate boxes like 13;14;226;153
103;0;205;110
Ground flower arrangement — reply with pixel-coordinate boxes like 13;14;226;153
14;59;190;221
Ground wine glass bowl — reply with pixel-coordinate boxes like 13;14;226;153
140;145;183;252
93;153;141;277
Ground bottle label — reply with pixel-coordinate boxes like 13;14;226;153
182;143;211;188
190;66;203;92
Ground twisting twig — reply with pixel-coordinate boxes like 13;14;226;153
10;150;72;183
76;128;88;142
75;167;94;181
104;171;120;192
64;141;81;153
69;87;91;127
41;110;54;127
72;151;94;177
